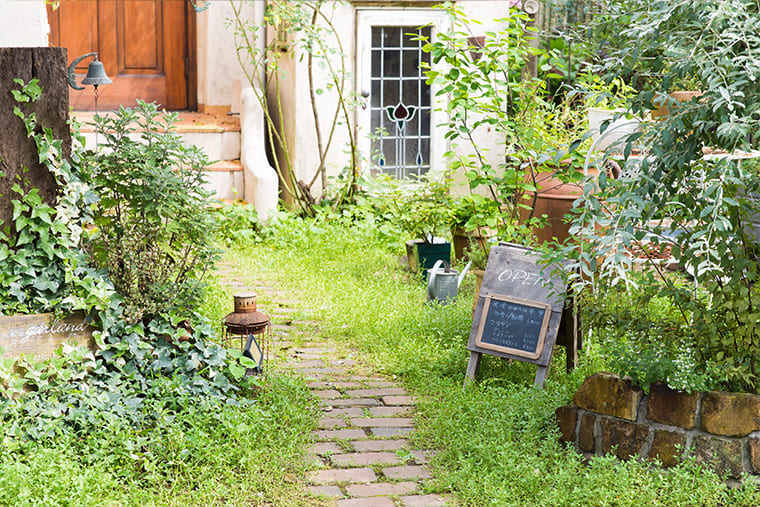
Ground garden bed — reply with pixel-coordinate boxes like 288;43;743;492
557;372;760;479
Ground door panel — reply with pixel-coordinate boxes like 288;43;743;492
48;0;192;111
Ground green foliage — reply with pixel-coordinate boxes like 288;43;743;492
582;278;722;394
547;0;760;392
388;174;454;243
1;79;112;315
0;374;319;506
79;101;221;323
421;4;590;246
212;201;267;246
227;211;759;506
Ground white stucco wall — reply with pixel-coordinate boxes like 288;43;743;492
196;1;262;112
0;0;48;47
271;0;513;200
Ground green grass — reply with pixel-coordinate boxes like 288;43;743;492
224;212;760;506
0;374;321;507
4;211;760;506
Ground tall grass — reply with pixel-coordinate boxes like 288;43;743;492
227;212;760;506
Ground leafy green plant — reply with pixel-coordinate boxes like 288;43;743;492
547;0;760;393
421;4;590;246
79;101;221;323
213;201;267;246
390;174;454;243
0;79;113;315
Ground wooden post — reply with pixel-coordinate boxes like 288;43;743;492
464;351;481;386
0;47;70;232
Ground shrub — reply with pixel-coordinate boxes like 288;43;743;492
79;101;221;323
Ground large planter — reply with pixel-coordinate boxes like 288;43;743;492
587;107;642;152
557;372;760;479
519;167;597;245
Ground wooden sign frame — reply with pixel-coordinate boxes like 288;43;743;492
474;294;552;360
0;311;96;362
465;243;572;387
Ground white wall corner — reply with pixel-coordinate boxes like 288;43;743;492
240;86;279;221
0;0;49;47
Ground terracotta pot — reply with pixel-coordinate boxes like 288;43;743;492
451;226;488;262
519;166;599;245
651;91;702;119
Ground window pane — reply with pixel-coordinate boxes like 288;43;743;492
368;24;432;179
402;49;420;77
383;27;400;47
383;50;400;77
384;81;399;107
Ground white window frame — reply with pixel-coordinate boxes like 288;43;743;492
355;8;450;179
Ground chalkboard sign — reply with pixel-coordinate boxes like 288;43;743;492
465;243;570;386
474;295;551;360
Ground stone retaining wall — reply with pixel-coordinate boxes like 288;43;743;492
556;372;760;478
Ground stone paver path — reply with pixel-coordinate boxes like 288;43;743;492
219;263;452;507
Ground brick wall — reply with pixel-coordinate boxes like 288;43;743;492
556;372;760;478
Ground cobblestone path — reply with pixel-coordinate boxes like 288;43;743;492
219;263;452;507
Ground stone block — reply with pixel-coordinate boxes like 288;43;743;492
324;398;381;407
307;485;344;499
600;418;650;460
382;465;432;480
313;389;342;399
749;437;760;473
351;439;410;452
555;405;577;443
400;495;448;507
573;372;643;421
382;395;417;406
345;481;418;497
700;391;760;437
369;406;413;417
338;497;396;507
693;435;743;478
647;430;685;467
647;382;698;429
310;442;343;455
351;418;413;428
330;452;403;466
307;467;378;485
319;417;348;429
346;388;407;397
315;429;367;441
578;412;596;452
371;427;413;437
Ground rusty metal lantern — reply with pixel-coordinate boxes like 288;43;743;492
223;293;270;372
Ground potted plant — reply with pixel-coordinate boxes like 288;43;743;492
576;73;641;152
391;175;454;278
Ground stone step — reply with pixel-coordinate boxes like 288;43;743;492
203;160;244;201
72;111;241;162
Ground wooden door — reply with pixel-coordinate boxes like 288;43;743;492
48;0;194;111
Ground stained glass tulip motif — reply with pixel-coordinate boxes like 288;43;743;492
385;103;417;133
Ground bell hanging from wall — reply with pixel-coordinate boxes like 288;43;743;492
81;57;112;87
68;52;112;91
